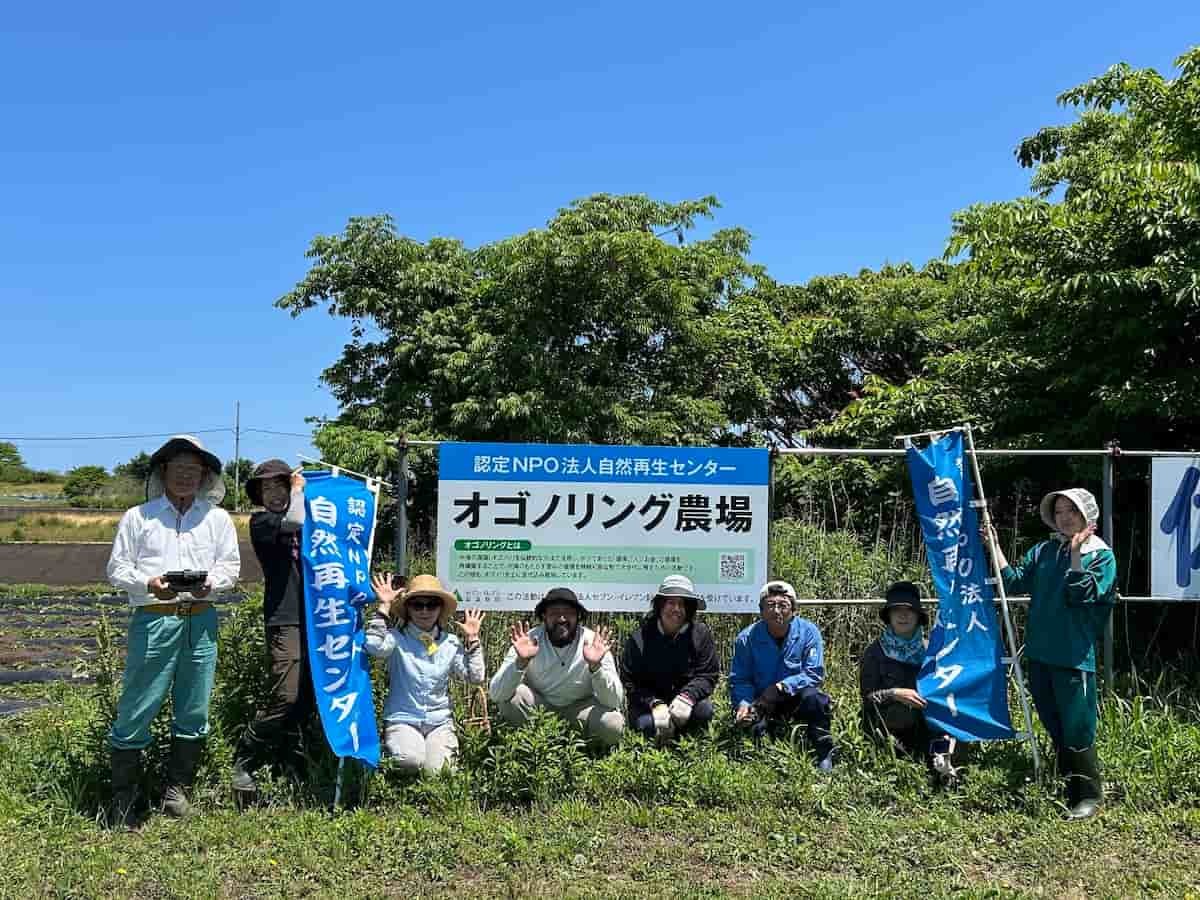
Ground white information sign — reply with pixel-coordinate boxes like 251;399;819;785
1150;456;1200;599
436;442;771;612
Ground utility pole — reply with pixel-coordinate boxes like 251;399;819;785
233;401;241;512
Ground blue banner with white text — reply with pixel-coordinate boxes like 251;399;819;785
906;433;1014;742
302;472;381;768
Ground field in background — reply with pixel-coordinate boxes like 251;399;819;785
0;482;67;506
0;511;253;543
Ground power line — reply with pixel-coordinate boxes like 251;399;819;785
0;428;234;441
243;428;314;438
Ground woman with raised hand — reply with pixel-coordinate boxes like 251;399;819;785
981;488;1116;820
365;573;485;774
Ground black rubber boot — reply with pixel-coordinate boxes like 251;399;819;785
809;724;836;772
231;727;264;799
1063;746;1103;821
107;748;142;830
163;739;205;818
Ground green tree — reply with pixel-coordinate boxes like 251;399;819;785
0;442;21;469
945;47;1200;450
114;451;154;483
277;194;769;451
62;465;110;503
221;458;255;510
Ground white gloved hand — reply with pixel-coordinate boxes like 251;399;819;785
651;702;673;741
668;694;694;729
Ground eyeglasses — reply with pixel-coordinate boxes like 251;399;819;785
408;599;443;612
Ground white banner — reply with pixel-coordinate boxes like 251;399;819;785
436;442;770;612
1150;456;1200;598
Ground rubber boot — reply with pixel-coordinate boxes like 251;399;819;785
163;739;205;818
107;748;142;830
231;727;264;799
808;723;836;772
1063;746;1103;821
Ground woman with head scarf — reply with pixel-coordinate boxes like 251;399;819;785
982;488;1116;820
859;581;958;781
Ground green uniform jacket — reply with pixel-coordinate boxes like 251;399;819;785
1001;537;1116;672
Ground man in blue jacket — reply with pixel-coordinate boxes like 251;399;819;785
729;579;835;770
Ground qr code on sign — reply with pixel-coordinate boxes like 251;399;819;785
719;552;747;582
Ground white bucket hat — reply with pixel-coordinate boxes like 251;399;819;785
1039;488;1099;531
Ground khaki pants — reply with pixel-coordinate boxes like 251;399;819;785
383;721;459;773
497;683;624;747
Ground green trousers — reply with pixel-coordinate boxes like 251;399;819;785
109;606;219;751
1027;660;1098;751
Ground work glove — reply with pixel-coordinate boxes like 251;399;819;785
668;694;694;729
651;702;674;742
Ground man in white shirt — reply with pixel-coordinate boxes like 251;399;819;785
105;435;240;827
489;587;624;747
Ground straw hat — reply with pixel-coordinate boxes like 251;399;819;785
402;574;458;627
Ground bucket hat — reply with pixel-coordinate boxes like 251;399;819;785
245;458;292;506
146;434;225;504
1039;488;1099;532
879;580;929;627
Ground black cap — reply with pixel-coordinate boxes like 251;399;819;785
534;587;588;620
880;581;928;626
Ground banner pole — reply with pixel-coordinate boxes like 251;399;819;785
394;437;409;579
767;445;777;573
1101;442;1117;691
333;756;345;810
963;422;1042;777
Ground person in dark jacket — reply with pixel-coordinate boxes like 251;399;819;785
230;460;313;800
859;581;957;781
620;574;719;742
860;581;930;755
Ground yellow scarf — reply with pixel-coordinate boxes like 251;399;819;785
410;625;439;656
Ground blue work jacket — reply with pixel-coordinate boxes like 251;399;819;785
728;616;825;708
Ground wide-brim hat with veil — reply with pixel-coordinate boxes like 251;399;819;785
146;434;226;505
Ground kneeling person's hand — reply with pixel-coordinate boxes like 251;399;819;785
668;694;694;728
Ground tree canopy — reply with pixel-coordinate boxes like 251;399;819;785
280;47;1200;469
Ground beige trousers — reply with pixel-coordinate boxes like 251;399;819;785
382;720;459;773
497;683;624;747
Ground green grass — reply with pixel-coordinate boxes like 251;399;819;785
1;524;1199;899
0;595;1198;898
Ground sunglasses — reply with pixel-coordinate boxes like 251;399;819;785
407;599;443;612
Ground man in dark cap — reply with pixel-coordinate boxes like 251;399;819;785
488;587;625;747
620;574;719;742
105;434;241;826
230;460;311;801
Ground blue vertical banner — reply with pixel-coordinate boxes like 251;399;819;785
906;432;1014;742
301;471;381;768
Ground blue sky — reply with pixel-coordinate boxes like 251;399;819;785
1;2;1195;474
